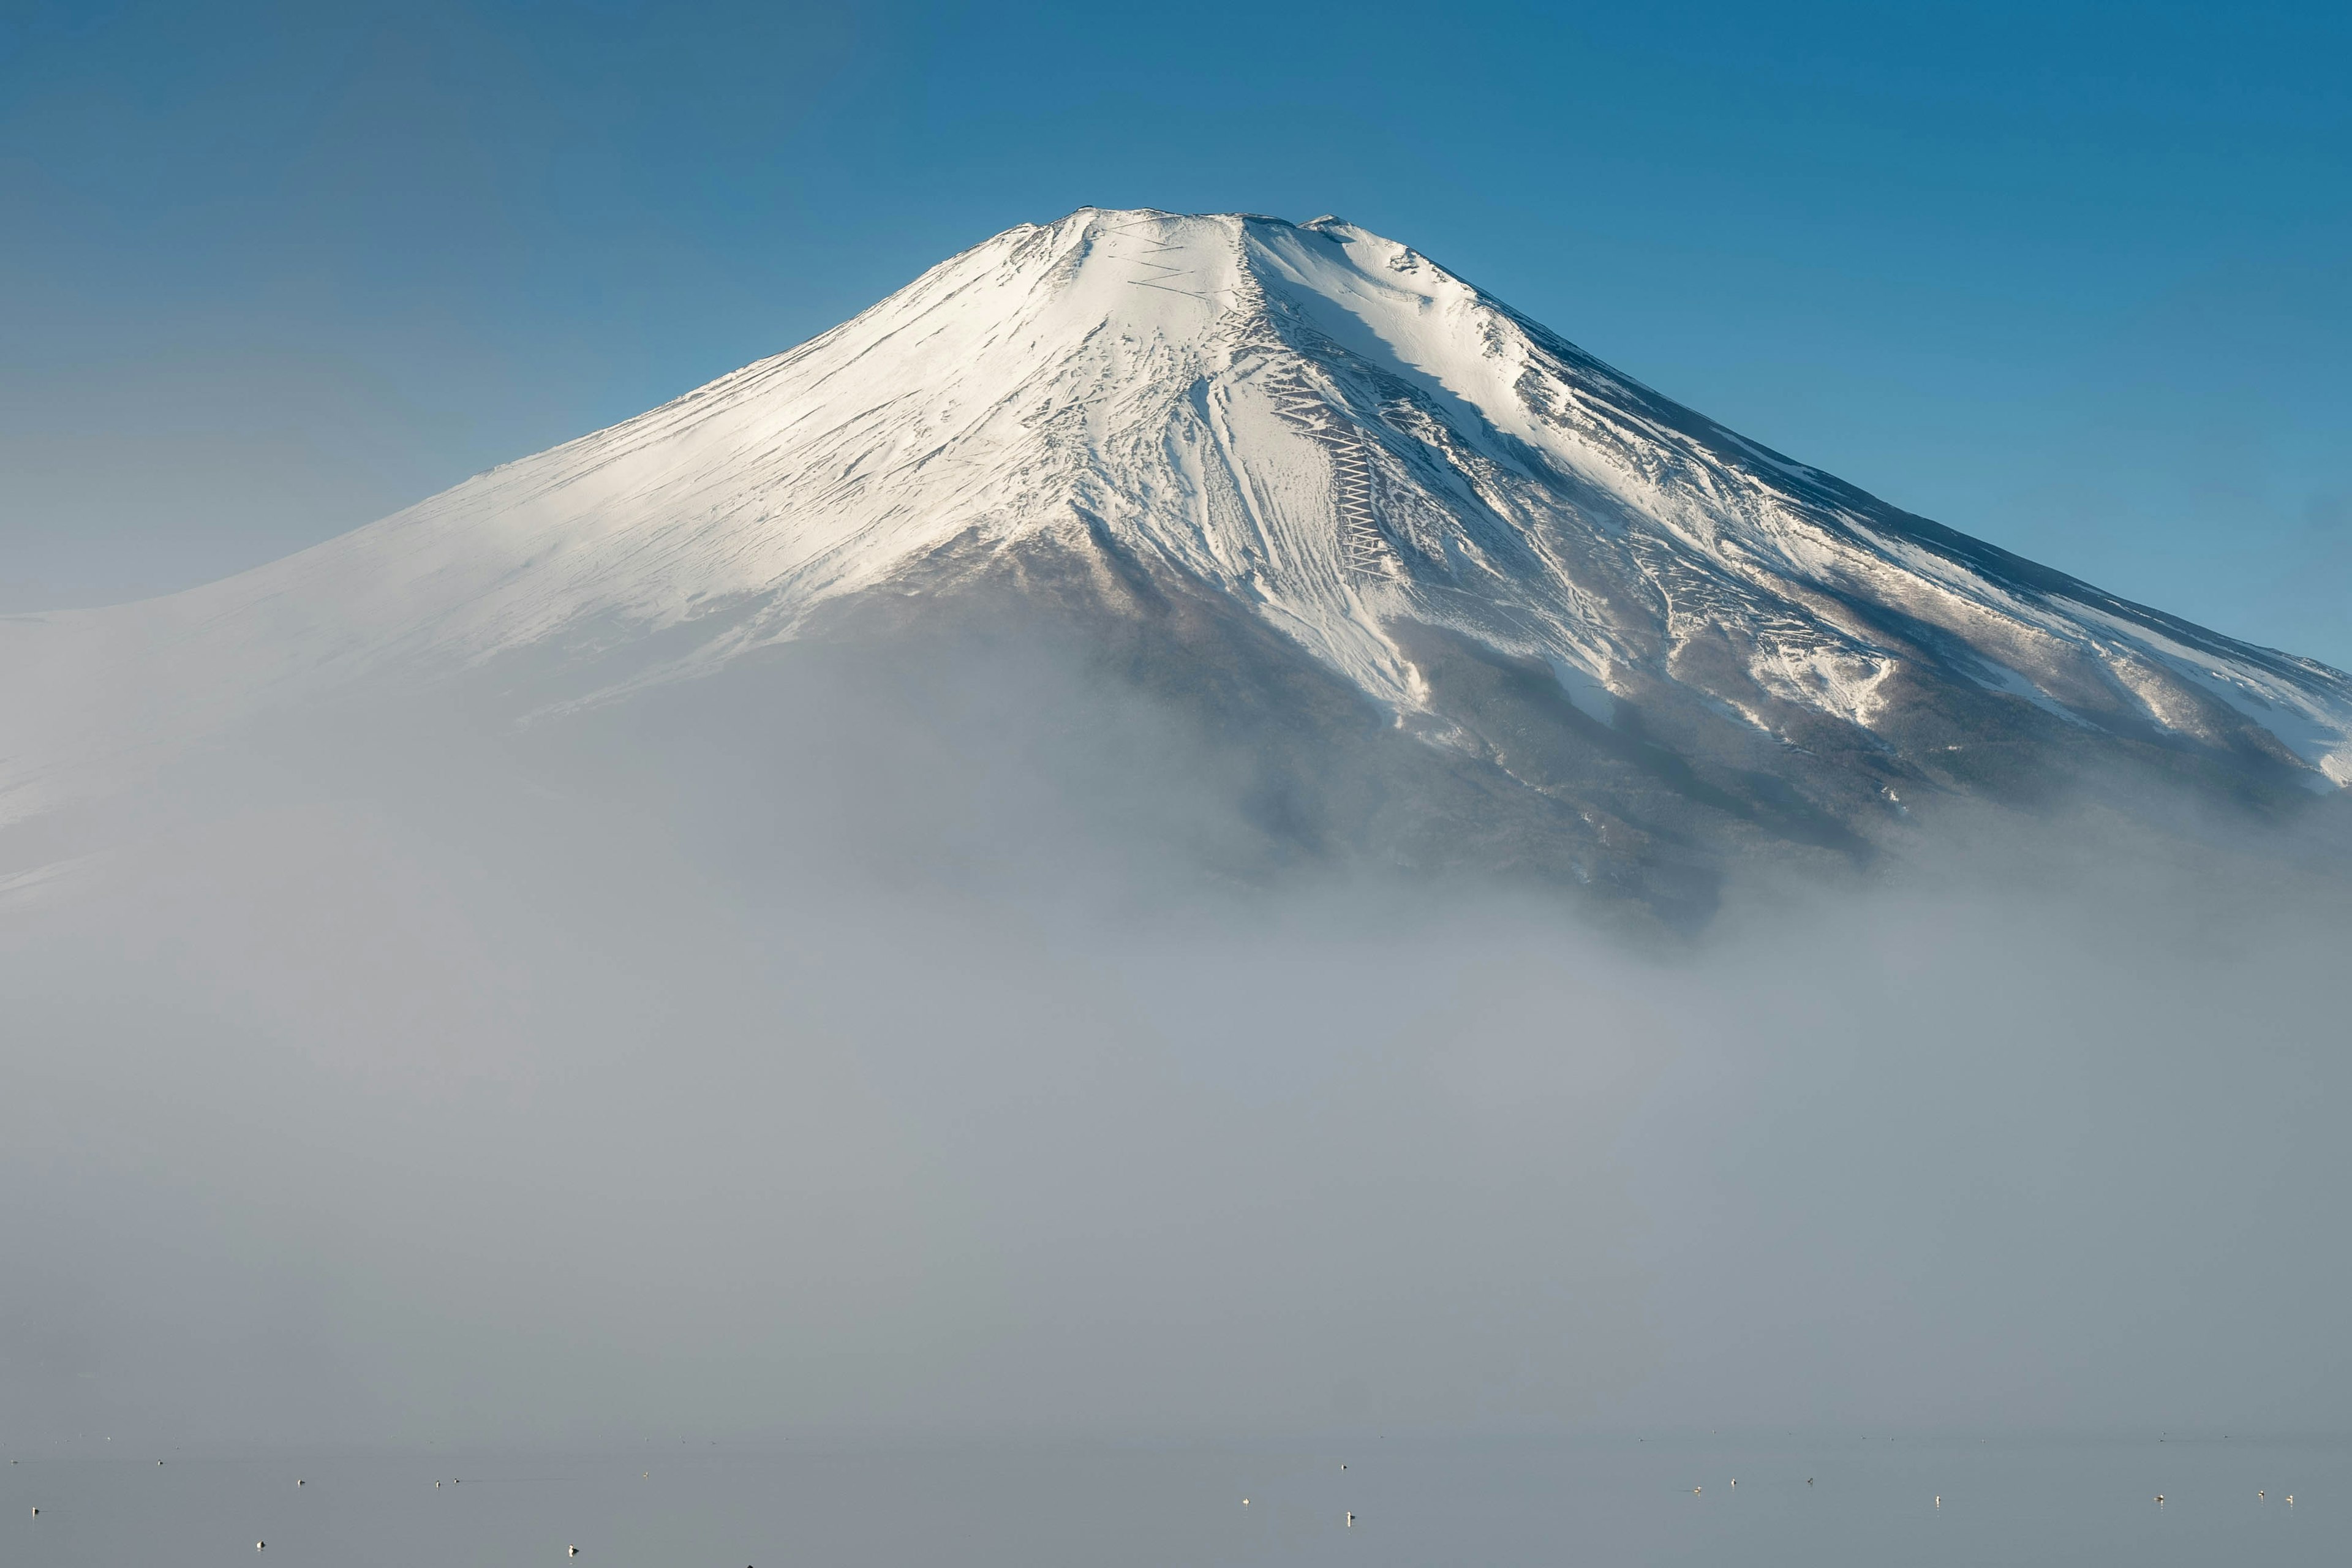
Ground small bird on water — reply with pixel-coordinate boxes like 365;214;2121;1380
1346;1513;1355;1527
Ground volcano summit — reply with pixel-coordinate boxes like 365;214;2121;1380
7;208;2350;919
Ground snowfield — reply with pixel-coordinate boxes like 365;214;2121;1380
6;208;2348;846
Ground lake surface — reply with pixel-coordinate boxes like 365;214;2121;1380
3;1433;2342;1566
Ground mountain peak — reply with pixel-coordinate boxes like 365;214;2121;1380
6;208;2348;865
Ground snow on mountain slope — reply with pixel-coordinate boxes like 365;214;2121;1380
6;207;2349;840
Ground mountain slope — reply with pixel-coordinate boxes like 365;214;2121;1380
6;208;2348;913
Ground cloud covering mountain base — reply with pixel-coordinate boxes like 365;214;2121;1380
5;625;2347;1451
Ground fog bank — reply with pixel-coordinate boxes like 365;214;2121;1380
3;635;2347;1452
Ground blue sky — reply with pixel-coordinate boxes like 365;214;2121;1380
4;0;2347;664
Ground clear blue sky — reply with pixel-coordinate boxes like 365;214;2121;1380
4;0;2347;665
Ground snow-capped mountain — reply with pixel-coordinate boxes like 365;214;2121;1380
7;208;2349;912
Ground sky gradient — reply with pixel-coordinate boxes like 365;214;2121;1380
3;0;2347;664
